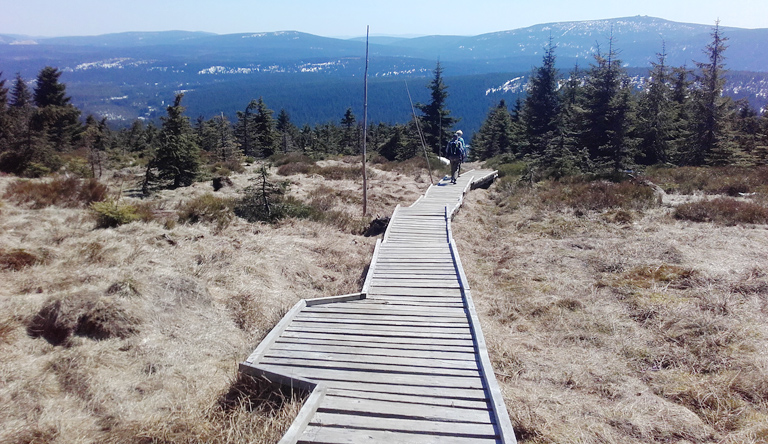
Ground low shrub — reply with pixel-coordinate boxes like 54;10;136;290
4;176;108;208
276;161;314;176
270;152;314;167
0;249;41;271
375;155;446;177
177;193;235;232
209;159;245;176
90;200;141;228
675;197;768;225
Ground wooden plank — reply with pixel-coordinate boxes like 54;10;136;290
270;342;477;361
259;364;486;390
312;380;488;400
309;412;497;438
262;350;480;371
304;304;466;317
368;279;461;288
298;426;499;444
310;300;466;314
296;312;467;324
284;324;473;340
292;315;468;328
365;296;464;305
368;287;463;297
289;319;471;334
372;264;457;270
366;298;465;307
274;337;475;353
304;292;366;307
317;394;495;424
326;389;488;409
279;331;474;347
259;356;479;377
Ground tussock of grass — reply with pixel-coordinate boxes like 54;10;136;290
539;179;661;212
177;193;235;232
5;176;108;209
0;249;41;271
26;293;141;345
675;197;768;225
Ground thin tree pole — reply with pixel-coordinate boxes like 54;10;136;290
362;26;370;216
405;80;434;184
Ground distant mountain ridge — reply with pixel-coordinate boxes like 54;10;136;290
1;16;767;135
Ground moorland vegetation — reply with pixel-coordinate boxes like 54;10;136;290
1;21;768;444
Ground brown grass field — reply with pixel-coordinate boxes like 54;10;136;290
1;159;767;443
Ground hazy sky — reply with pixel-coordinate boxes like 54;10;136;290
3;0;767;37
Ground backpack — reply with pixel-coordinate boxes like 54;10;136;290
446;139;464;159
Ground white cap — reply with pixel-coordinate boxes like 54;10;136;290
455;130;463;136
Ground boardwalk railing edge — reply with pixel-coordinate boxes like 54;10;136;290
447;204;517;444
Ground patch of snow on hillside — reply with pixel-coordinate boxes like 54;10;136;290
486;77;526;95
70;58;147;71
199;66;259;74
299;60;341;73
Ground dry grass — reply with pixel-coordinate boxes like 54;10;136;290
453;175;768;443
0;158;431;443
13;158;764;443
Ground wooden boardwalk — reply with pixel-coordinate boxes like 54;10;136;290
240;169;516;443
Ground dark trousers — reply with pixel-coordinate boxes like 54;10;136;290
449;158;461;181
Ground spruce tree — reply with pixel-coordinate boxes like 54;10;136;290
276;108;297;153
579;37;637;173
10;73;32;108
667;66;693;164
235;100;258;157
416;62;457;154
731;99;761;164
472;100;517;160
636;46;675;165
30;66;81;151
340;107;358;154
522;40;561;158
687;21;733;165
252;97;277;157
149;93;200;189
0;73;9;153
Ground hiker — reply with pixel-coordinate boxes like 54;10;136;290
444;130;466;184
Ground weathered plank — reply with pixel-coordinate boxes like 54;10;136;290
259;364;486;390
274;338;476;354
367;286;464;297
292;315;468;328
262;349;480;370
259;356;479;377
284;324;473;340
310;411;497;437
270;342;477;361
309;380;489;400
298;426;499;444
326;388;488;409
279;330;474;346
317;394;495;424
